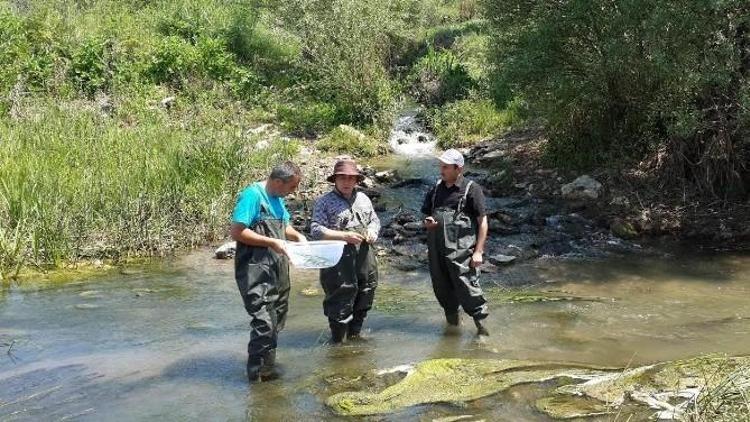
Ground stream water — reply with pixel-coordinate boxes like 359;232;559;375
2;251;750;421
3;114;750;421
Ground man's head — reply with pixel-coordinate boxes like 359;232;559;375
327;158;363;198
267;161;301;197
437;149;464;184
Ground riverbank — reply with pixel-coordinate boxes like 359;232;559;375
465;128;750;247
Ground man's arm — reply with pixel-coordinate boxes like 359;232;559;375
470;215;488;268
285;225;307;242
469;182;488;268
230;222;287;255
422;186;438;230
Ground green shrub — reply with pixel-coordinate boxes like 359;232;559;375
285;0;398;126
431;98;523;148
69;37;112;95
0;98;298;277
316;125;385;157
145;35;200;85
484;0;750;195
277;101;341;136
409;47;474;106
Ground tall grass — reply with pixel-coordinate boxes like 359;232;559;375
0;92;297;279
0;0;494;278
430;97;524;148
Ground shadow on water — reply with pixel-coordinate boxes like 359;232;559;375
160;351;247;386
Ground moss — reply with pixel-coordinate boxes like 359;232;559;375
326;358;609;416
326;356;750;418
485;289;606;304
535;396;613;419
316;125;387;158
372;283;433;313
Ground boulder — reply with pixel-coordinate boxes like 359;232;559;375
610;218;639;239
215;241;236;259
488;254;517;266
561;175;603;200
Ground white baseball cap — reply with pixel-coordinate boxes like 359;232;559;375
437;149;464;167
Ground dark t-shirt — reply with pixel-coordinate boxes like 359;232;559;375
421;176;486;218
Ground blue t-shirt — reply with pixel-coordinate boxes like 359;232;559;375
231;182;291;227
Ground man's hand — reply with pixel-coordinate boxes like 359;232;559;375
270;239;288;256
470;251;483;268
424;216;438;231
342;232;365;245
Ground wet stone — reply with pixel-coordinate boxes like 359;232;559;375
488;254;516;266
74;304;102;310
300;286;322;297
392;243;428;257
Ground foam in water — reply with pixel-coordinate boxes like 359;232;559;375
388;110;437;156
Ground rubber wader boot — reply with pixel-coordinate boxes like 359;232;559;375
247;355;263;383
330;321;347;344
475;319;490;336
446;313;460;326
259;349;279;380
347;311;368;341
247;351;280;383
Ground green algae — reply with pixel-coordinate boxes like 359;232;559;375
326;358;610;416
372;285;604;314
535;395;613;419
325;356;750;418
485;289;608;304
555;355;750;405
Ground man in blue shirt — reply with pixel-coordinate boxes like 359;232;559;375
230;161;307;383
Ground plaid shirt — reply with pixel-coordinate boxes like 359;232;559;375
310;189;380;241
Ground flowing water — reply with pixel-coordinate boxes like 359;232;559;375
3;115;750;420
387;107;437;157
2;249;750;421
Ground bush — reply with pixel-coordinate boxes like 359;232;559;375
316;125;385;157
409;47;474;106
484;0;750;195
0;97;297;277
283;0;398;126
277;101;341;136
431;98;522;148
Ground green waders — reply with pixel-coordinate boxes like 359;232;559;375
427;180;488;323
320;210;378;343
234;203;290;382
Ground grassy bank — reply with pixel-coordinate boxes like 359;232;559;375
0;92;298;279
0;0;518;278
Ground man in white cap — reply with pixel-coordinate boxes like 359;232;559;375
421;149;490;336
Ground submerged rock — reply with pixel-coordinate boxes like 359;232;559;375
325;355;750;419
535;396;613;419
215;241;236;259
326;358;608;416
74;304;102;310
488;254;516;266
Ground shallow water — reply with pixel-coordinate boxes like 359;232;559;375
2;248;750;421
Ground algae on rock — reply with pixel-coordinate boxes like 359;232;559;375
326;358;610;416
325;356;750;419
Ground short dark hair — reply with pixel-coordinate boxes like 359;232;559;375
269;161;301;182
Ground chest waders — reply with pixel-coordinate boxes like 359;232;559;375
320;199;378;343
234;203;290;382
427;180;488;322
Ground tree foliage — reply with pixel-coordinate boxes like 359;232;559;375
484;0;750;197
